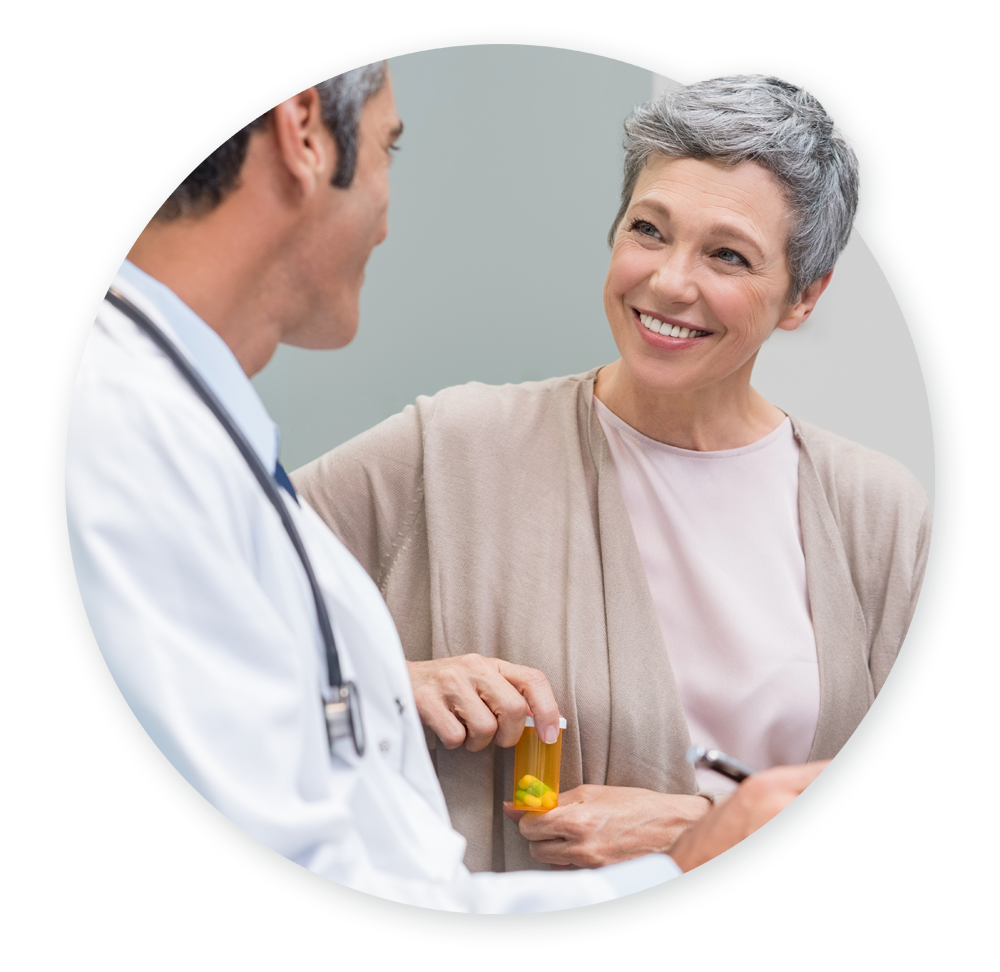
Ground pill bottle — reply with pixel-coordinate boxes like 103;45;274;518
512;716;567;812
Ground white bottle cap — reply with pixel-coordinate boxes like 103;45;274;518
523;716;567;729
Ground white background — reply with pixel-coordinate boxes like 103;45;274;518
0;0;984;972
252;47;936;499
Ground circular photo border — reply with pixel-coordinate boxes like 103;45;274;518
59;38;954;943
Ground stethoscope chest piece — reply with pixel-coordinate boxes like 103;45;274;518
325;681;365;757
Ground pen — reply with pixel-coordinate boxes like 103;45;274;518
686;745;758;784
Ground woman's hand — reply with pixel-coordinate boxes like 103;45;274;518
666;761;829;872
406;656;561;752
502;785;711;868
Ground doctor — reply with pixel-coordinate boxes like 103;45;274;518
67;62;825;912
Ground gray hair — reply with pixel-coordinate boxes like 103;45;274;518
315;62;389;189
158;61;387;219
609;75;859;300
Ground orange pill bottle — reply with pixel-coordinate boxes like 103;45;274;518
512;716;566;812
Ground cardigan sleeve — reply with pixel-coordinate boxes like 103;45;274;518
794;418;933;696
870;481;932;695
290;404;427;589
834;444;931;696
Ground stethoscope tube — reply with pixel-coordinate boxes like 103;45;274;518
104;289;365;758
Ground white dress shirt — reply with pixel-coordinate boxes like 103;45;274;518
66;262;680;912
595;399;819;796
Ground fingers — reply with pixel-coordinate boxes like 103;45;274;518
734;760;829;821
505;803;584;868
408;655;560;751
507;799;588;866
667;761;828;873
502;801;527;824
519;810;602;867
469;663;531;748
517;804;572;842
497;660;561;744
528;838;577;866
413;690;479;750
409;659;500;750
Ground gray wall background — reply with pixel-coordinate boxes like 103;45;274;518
254;46;934;500
254;45;934;497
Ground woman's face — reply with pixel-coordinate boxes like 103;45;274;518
603;156;821;399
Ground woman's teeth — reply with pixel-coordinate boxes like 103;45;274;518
638;313;708;339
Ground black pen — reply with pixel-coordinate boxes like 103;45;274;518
686;745;758;784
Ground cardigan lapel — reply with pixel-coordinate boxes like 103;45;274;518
582;378;698;795
791;416;874;759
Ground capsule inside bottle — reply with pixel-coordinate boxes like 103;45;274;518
512;716;566;812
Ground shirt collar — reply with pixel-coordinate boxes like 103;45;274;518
115;259;281;472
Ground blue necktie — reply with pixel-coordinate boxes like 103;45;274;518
274;461;298;504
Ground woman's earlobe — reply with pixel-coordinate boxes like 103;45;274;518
802;268;835;311
779;268;834;331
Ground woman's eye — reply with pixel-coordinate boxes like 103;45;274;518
630;219;660;239
716;248;749;267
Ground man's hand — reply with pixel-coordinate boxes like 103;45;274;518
502;785;711;868
406;655;561;752
667;761;830;872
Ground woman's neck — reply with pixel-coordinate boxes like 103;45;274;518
593;359;787;452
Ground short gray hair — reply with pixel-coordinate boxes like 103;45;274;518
609;75;859;300
158;61;387;219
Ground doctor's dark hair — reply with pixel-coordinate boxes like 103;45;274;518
608;75;859;300
157;62;388;220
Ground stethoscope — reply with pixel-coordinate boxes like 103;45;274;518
104;289;365;758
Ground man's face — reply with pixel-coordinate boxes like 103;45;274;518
284;76;402;350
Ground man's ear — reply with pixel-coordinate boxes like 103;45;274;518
271;88;337;200
775;269;834;333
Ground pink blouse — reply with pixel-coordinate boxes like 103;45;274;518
595;400;819;795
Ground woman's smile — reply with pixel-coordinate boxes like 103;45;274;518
633;308;712;346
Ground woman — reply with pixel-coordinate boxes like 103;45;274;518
292;76;930;873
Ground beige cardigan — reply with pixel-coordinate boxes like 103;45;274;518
292;371;931;872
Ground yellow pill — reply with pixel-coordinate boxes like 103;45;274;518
518;775;539;790
523;793;542;808
541;791;558;810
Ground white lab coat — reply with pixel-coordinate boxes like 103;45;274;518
66;265;680;913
